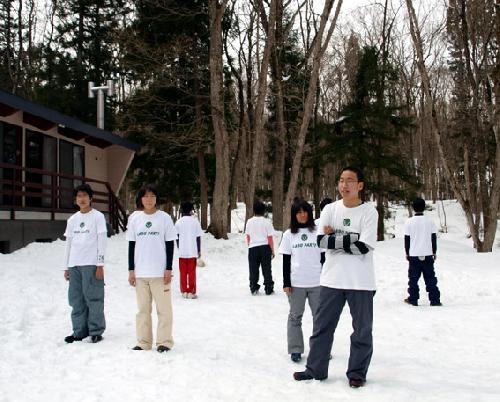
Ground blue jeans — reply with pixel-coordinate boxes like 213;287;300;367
407;256;440;304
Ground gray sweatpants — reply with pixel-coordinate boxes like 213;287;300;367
305;287;374;381
68;265;106;337
287;287;321;354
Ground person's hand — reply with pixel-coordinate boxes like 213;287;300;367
164;270;172;285
95;266;104;280
128;271;136;287
283;287;292;294
323;225;334;235
64;270;69;281
198;252;201;258
272;251;275;259
433;254;437;261
406;255;410;261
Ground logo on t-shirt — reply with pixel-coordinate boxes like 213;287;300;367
80;222;85;228
145;222;152;228
301;234;308;241
343;218;351;226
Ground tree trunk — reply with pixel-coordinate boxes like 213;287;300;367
197;149;209;230
208;0;231;239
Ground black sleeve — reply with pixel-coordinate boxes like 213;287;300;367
283;254;291;288
431;233;437;254
165;241;174;270
320;252;325;266
405;235;410;256
128;241;135;271
196;236;201;254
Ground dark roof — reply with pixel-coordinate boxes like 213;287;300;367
0;89;140;151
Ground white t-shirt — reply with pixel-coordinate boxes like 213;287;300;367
126;210;177;278
64;209;107;267
278;228;322;288
318;200;378;290
175;215;203;258
245;216;274;248
404;215;437;256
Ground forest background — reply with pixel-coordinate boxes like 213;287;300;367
1;0;498;252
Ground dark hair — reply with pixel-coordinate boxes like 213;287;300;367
180;201;194;215
73;183;93;199
412;197;425;213
340;165;365;201
290;199;316;234
135;184;159;208
319;197;333;211
253;201;266;216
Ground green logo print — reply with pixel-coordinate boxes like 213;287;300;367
80;222;85;228
343;218;351;226
145;222;152;228
301;234;308;241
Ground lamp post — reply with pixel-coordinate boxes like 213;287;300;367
88;80;115;129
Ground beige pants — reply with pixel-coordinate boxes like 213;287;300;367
135;277;174;350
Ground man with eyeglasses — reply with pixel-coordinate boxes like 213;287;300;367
293;166;378;389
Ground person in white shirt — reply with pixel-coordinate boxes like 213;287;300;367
403;198;441;306
279;199;324;363
127;185;177;353
294;166;378;389
63;183;107;344
175;201;203;299
245;201;275;295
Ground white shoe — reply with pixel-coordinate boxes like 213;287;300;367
187;293;198;299
182;292;188;298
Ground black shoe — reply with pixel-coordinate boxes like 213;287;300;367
64;335;85;343
293;371;314;381
251;289;259;295
430;301;442;306
404;298;418;306
291;353;301;362
349;378;366;388
91;335;103;343
157;345;170;353
265;289;274;295
132;346;144;350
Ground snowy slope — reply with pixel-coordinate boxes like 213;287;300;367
0;201;499;402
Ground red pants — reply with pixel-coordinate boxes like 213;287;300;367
179;257;197;294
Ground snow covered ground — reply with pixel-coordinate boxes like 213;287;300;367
1;201;499;402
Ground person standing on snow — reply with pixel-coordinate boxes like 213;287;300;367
63;183;107;344
127;185;177;352
245;201;275;295
175;201;203;299
293;166;378;389
279;199;323;363
403;197;442;307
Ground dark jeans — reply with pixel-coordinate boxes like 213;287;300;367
248;245;274;292
305;287;374;381
68;265;106;337
407;256;440;304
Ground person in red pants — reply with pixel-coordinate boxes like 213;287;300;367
175;201;203;299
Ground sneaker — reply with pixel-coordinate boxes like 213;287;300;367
290;353;301;362
181;292;188;298
293;371;314;381
64;335;85;343
430;301;442;306
251;289;259;295
265;289;274;295
91;335;103;343
132;346;144;351
404;298;418;306
187;293;198;299
157;345;170;353
349;378;366;388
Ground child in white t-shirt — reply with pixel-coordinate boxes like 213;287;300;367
63;183;107;344
245;201;275;295
175;201;203;299
403;197;441;306
127;185;177;352
279;199;323;363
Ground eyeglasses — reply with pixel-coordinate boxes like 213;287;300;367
338;179;358;185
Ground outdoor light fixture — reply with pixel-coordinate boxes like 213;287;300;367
88;80;115;129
